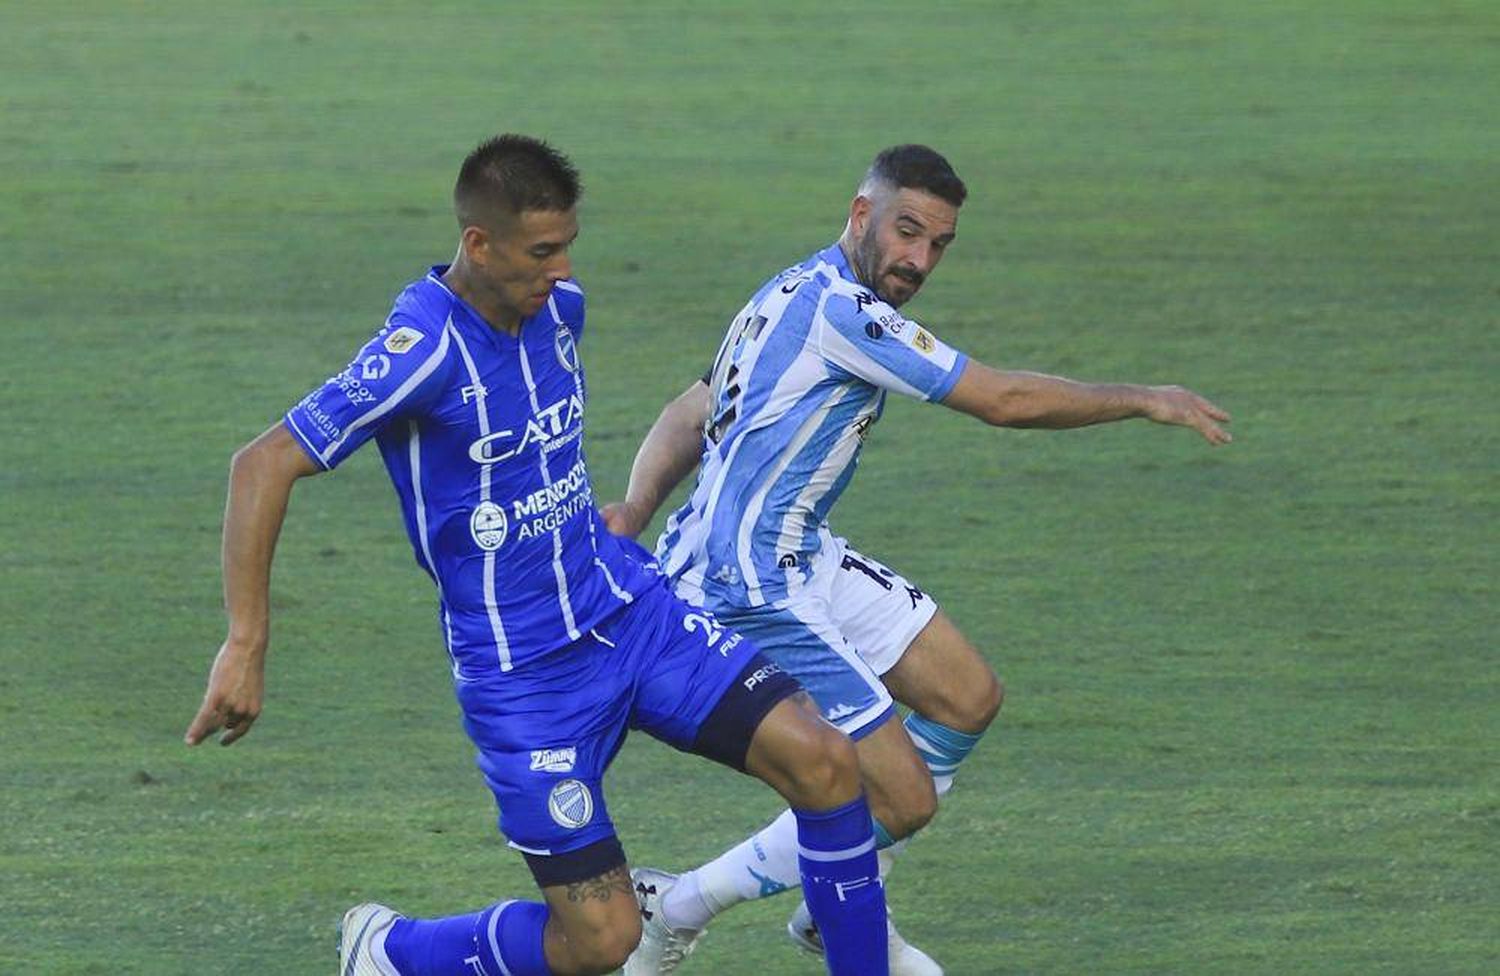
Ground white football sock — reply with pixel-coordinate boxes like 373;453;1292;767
661;808;801;930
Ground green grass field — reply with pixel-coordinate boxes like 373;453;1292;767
3;2;1497;973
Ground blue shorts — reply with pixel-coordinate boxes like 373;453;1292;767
454;576;798;866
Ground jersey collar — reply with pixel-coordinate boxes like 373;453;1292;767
818;242;860;286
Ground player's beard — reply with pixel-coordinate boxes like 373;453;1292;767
856;224;924;308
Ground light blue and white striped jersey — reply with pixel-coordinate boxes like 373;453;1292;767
657;243;968;609
284;267;654;680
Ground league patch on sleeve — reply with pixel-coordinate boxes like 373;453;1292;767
896;319;958;370
383;325;425;354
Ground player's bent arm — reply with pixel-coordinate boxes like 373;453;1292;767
185;423;322;746
940;360;1232;445
601;380;711;538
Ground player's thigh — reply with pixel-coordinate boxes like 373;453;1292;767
539;862;642;975
881;608;1003;733
741;690;862;809
826;540;938;676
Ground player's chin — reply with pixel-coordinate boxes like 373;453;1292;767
882;278;918;306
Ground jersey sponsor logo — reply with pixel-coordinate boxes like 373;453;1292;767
296;393;342;440
333;367;377;405
383;326;424;354
547;779;594;829
467;393;585;464
461;383;488;404
469;501;508;551
864;320;884;340
554;324;579;373
529;747;577;773
824;703;860;722
710;564;741;585
510;458;594;543
360;354;391;380
852;415;876;441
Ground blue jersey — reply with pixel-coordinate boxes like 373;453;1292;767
657;244;968;609
284;267;653;679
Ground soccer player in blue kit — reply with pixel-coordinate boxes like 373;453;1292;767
604;145;1232;974
184;135;890;976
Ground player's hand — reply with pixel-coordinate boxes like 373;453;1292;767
1142;385;1233;445
599;500;649;539
185;639;266;746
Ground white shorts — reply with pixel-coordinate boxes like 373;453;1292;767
706;536;938;737
823;537;938;677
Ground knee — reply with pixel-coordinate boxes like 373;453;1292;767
932;669;1003;734
784;720;863;809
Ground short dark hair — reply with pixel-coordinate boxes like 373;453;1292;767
454;134;581;228
862;144;967;208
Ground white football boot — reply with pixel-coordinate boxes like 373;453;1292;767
786;899;944;976
625;868;705;974
338;903;403;976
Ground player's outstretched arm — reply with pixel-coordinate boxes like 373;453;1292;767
941;361;1232;445
600;380;711;538
185;424;321;746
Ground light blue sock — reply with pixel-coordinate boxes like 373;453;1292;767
795;796;888;976
904;711;984;795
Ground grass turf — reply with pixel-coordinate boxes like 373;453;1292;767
1;2;1496;972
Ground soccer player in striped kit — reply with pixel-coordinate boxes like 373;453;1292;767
185;135;888;976
607;144;1231;974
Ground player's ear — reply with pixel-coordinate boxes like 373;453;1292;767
848;195;873;237
459;224;490;262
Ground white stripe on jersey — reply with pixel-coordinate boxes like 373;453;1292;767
816;316;927;400
732;383;860;602
317;326;452;465
408;418;463;680
517;331;581;643
451;322;514;672
775;393;882;583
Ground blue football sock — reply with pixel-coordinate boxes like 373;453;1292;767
472;900;551;976
904;711;984;795
795;796;888;976
384;900;550;976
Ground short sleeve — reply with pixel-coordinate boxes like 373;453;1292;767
817;290;968;401
282;315;455;469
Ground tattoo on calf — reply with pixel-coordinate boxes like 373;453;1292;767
565;864;633;903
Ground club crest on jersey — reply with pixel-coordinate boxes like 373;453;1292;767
547;779;593;829
383;326;424;354
554;324;579;373
530;747;578;773
469;501;508;551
